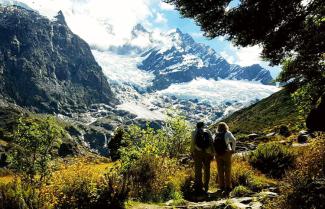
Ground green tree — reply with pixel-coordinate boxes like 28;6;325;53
118;124;167;170
108;127;125;161
165;0;324;107
9;116;63;188
118;116;192;167
162;116;192;158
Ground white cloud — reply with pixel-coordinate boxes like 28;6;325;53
219;43;270;67
229;45;263;66
15;0;160;49
190;32;204;38
217;36;226;41
154;12;167;24
219;51;235;64
219;44;281;79
159;1;174;11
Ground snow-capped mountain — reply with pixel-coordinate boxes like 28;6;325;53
92;24;278;124
104;24;273;90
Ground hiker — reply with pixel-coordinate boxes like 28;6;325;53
213;122;236;192
191;122;215;193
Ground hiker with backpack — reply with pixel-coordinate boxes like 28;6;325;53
191;122;215;194
213;122;236;192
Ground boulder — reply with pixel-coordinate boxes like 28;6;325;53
297;134;309;143
248;133;259;140
279;125;291;137
266;132;276;137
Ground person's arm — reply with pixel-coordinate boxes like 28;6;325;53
206;130;215;155
206;130;213;142
190;131;196;154
228;132;236;152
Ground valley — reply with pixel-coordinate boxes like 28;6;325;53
0;4;280;155
1;1;324;209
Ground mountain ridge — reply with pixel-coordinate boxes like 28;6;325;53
0;6;116;114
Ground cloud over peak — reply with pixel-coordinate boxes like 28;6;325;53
11;0;163;49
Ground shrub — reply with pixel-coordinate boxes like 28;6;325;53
248;142;296;178
3;116;64;208
45;161;101;208
231;158;254;187
266;138;325;209
232;159;276;191
0;168;12;177
108;127;125;161
127;155;179;202
119;116;192;165
210;157;275;192
8;116;64;187
230;185;252;197
117;116;192;202
179;172;196;201
44;160;129;209
119;125;168;169
278;125;290;137
0;180;46;209
93;168;129;209
162;116;192;158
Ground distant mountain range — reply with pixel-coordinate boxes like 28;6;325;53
103;24;274;91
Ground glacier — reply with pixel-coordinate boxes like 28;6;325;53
90;24;279;123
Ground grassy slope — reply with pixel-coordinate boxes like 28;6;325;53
217;89;305;135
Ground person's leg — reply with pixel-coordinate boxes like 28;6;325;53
194;151;203;191
203;155;212;192
224;152;232;190
216;155;225;189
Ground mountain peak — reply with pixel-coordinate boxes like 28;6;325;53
175;28;182;34
167;28;183;35
166;28;195;46
54;10;67;25
132;23;148;33
249;64;263;68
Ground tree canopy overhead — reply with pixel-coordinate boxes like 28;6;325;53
165;0;324;103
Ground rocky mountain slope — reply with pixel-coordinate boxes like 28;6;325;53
0;6;115;114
